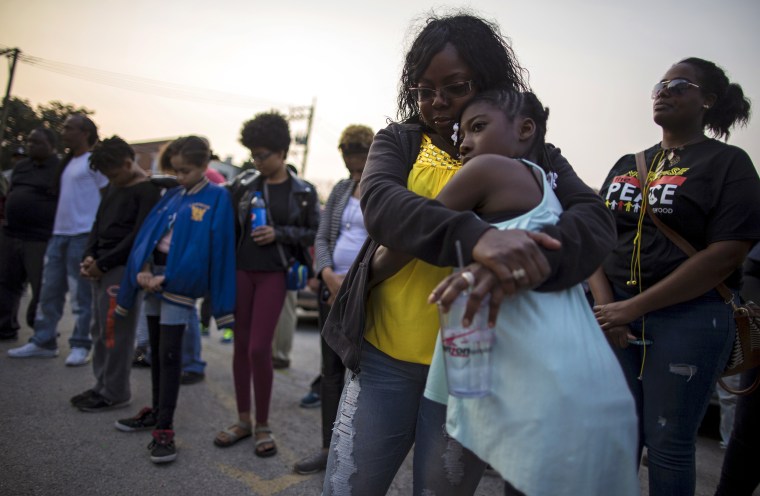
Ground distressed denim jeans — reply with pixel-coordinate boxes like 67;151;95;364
323;342;486;496
31;233;93;350
613;287;735;496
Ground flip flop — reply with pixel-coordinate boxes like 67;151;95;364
214;421;252;447
254;426;277;458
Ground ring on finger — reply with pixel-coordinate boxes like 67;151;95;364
512;268;527;280
460;270;475;288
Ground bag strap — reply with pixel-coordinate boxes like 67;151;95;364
634;151;734;305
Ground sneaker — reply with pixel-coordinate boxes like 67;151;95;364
8;342;59;358
293;449;328;475
220;328;233;344
78;393;131;412
115;407;158;432
200;324;209;337
70;389;97;407
272;357;290;370
180;371;205;385
65;347;90;367
148;429;177;464
132;346;151;368
299;390;321;408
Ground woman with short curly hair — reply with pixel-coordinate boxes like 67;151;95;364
214;111;320;458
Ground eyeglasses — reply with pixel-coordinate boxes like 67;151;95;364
410;80;474;103
651;79;701;99
251;151;273;163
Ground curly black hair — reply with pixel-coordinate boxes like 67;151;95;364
398;11;529;124
460;88;550;167
679;57;751;141
89;135;135;172
240;110;291;155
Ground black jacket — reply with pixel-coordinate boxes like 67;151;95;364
229;168;320;273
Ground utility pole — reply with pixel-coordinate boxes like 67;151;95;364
0;48;20;148
288;97;316;176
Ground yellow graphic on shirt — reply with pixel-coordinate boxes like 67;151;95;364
190;203;210;222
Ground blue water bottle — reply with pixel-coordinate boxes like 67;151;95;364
250;191;267;229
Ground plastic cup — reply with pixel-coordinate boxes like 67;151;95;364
438;292;493;398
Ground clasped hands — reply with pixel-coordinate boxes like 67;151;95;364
80;256;103;281
593;301;639;349
429;228;560;327
137;271;165;293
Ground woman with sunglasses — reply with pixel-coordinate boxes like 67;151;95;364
214;111;319;457
321;12;616;496
590;57;760;496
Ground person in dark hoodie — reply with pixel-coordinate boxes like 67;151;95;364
0;128;59;341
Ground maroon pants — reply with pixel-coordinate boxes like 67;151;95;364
232;270;286;423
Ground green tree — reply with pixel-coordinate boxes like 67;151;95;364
0;97;94;170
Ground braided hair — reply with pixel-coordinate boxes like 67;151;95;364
89;135;134;173
460;88;551;167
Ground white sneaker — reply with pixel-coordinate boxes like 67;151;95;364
8;342;59;358
65;347;90;366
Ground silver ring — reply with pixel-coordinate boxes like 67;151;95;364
512;268;527;280
460;270;475;288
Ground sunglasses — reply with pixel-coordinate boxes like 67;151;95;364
251;151;274;163
410;80;474;103
651;79;701;99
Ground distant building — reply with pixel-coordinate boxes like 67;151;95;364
130;138;174;172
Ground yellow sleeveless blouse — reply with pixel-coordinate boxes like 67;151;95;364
364;134;462;364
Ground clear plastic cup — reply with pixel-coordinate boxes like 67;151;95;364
438;292;493;398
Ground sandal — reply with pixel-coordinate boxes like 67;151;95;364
214;421;252;447
254;425;277;458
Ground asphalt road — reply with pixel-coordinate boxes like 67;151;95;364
0;293;749;495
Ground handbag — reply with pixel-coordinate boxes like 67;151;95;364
321;237;380;373
282;252;308;291
635;151;760;395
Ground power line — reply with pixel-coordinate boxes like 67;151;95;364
5;48;302;110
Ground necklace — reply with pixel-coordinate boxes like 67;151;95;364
657;135;707;173
343;198;360;231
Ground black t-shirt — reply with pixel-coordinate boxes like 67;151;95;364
84;180;161;272
600;139;760;294
236;178;293;271
3;156;60;241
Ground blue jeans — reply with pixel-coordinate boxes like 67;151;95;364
613;287;735;496
181;308;206;374
323;342;486;496
31;234;93;350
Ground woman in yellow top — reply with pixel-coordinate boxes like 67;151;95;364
321;12;616;496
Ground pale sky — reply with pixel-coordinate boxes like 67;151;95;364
1;0;758;194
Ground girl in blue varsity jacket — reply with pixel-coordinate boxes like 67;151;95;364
115;136;235;465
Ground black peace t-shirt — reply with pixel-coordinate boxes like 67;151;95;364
600;139;760;294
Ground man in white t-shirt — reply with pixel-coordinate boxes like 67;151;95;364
9;114;108;366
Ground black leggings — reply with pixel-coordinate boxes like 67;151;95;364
715;367;760;495
147;316;185;430
317;288;346;449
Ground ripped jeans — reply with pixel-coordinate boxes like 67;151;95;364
612;287;735;496
323;342;486;496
